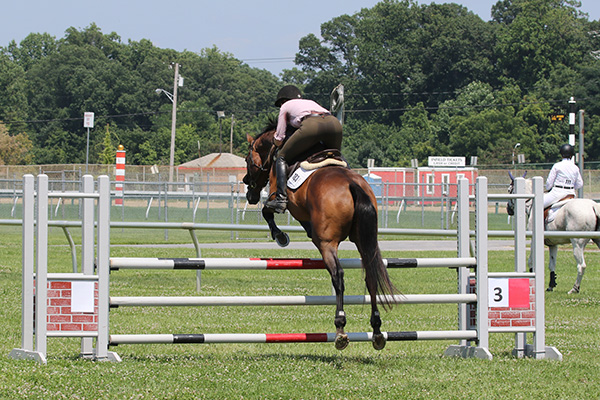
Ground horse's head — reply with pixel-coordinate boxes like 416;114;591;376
243;128;275;204
506;171;528;216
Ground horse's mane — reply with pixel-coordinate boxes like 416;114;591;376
254;116;277;140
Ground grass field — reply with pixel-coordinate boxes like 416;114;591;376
1;224;600;399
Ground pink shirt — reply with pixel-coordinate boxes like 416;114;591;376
275;99;330;141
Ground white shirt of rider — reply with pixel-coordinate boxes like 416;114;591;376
545;158;583;191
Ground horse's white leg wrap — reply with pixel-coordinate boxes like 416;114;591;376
569;239;587;294
548;246;557;275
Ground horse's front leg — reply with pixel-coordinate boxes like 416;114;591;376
320;245;348;350
261;208;289;247
568;239;588;294
547;245;558;292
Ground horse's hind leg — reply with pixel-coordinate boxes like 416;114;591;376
366;273;385;350
319;243;348;350
568;239;588;294
547;246;558;291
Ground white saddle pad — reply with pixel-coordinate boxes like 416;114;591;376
287;167;317;190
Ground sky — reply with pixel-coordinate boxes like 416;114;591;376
1;0;599;76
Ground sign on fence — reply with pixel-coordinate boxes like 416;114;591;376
428;156;466;167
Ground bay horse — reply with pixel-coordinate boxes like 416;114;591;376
242;121;397;350
507;173;600;293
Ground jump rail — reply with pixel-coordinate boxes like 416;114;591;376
109;257;477;270
109;331;478;345
109;294;478;307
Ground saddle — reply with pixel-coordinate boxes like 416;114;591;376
299;149;347;170
544;195;575;222
285;149;348;190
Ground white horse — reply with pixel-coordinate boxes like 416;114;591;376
507;174;600;294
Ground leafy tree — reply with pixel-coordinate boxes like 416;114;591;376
0;1;599;168
296;0;496;123
0;53;27;129
98;124;116;165
493;0;591;88
0;123;33;165
448;106;539;163
2;32;58;71
342;119;404;167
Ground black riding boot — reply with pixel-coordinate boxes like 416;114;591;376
264;157;288;213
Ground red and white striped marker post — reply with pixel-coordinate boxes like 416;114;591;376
115;145;125;206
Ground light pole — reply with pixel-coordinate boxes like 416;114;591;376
155;62;180;187
217;111;225;153
155;88;173;102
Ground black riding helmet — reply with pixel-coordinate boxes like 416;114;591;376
560;143;574;158
274;85;302;107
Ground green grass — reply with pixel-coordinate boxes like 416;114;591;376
1;226;600;399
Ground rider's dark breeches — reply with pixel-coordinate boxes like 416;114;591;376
278;115;342;161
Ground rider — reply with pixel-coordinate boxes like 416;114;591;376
543;144;583;209
264;85;343;213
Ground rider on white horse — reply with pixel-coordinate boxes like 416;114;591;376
543;144;583;211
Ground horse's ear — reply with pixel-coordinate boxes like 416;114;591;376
508;171;515;181
246;133;253;144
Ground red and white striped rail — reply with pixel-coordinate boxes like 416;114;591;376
109;257;477;271
109;330;478;345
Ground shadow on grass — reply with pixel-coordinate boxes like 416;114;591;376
90;348;452;368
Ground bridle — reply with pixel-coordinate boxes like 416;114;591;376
247;140;271;172
245;139;273;191
507;180;533;217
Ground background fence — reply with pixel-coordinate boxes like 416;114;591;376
1;163;600;240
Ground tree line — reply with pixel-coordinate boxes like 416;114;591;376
0;0;599;168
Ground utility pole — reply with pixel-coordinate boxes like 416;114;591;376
229;114;235;154
217;111;225;153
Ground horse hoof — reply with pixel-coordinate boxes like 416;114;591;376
334;333;349;350
546;287;554;292
568;287;580;294
372;334;386;351
275;232;290;247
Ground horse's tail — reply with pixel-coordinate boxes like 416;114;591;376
349;182;397;309
593;202;600;232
